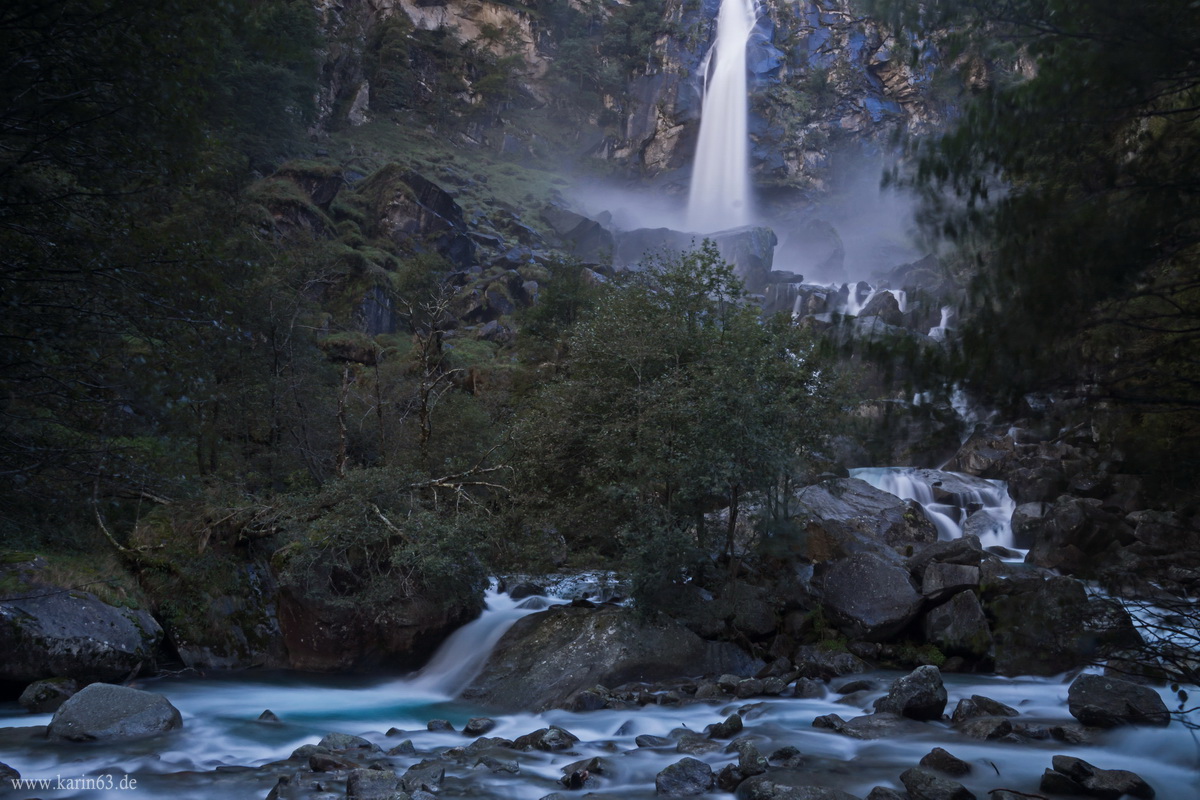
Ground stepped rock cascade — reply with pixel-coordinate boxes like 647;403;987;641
851;467;1017;550
686;0;758;233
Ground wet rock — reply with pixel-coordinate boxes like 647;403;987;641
512;726;579;751
320;732;378;752
919;747;970;777
813;711;927;740
1026;495;1133;575
859;291;904;326
920;564;980;602
950;695;1018;722
426;719;454;733
1050;722;1093;744
813;553;925;641
836;679;876;694
707;713;745;739
636;734;673;748
873;666;947;721
1067;673;1170;727
954;716;1013;740
655;757;714;796
289;743;329;760
736;774;863;799
865;789;906;800
899;766;976;800
18;677;79;713
677;731;723;754
387;740;417;756
735;678;765;698
462;717;496;736
792;676;829;697
540;204;614;265
762;677;788;695
907;537;986;578
922;591;993;660
462;605;758;711
400;760;444;794
796;478;938;561
47;683;182;742
0;762;18;782
0;587;162;684
309;751;356;771
987;575;1132;676
1042;755;1155;798
346;768;402;799
258;709;279;723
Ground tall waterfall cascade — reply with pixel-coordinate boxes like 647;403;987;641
686;0;757;233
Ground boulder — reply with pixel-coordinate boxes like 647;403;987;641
813;711;928;740
656;757;714;796
921;591;992;660
898;766;976;800
18;677;79;713
791;646;868;680
873;665;947;721
47;683;182;742
709;226;779;294
986;575;1136;676
0;589;161;684
1041;755;1155;798
797;478;938;561
1066;673;1170;727
346;769;403;800
950;695;1018;722
461;605;758;711
1025;495;1132;574
813;553;924;641
540;204;614;265
919;747;970;777
920;563;980;602
512;726;579;751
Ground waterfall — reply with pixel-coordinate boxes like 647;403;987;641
687;0;757;233
850;467;1018;552
405;582;549;697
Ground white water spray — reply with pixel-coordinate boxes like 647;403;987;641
687;0;757;233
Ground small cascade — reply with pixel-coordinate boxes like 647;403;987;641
928;305;953;340
841;285;906;317
851;467;1018;551
406;581;551;697
686;0;757;232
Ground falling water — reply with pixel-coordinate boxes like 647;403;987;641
686;0;757;233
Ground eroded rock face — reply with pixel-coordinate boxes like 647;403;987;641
47;683;182;742
460;605;759;711
0;589;161;684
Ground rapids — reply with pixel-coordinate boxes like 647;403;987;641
1;579;1196;799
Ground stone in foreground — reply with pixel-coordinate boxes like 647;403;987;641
1066;673;1170;728
47;683;182;742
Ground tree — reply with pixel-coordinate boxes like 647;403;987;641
868;0;1200;492
511;242;835;605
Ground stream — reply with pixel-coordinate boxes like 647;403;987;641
1;473;1197;799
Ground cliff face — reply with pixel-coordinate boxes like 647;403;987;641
310;0;946;197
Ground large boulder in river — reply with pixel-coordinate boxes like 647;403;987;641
873;665;947;721
47;683;182;742
922;590;993;660
460;605;760;711
812;552;924;641
795;478;938;562
1066;673;1170;728
0;587;161;684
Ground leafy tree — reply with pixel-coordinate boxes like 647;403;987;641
868;0;1200;491
512;243;834;605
